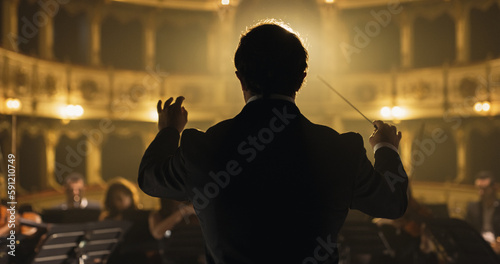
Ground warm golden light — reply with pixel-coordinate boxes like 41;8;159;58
380;106;407;119
60;104;84;119
474;102;483;112
380;106;391;118
391;106;405;118
149;109;159;122
325;0;335;3
474;101;491;112
6;98;21;111
482;102;491;112
221;0;230;6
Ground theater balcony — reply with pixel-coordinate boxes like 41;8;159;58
0;0;499;220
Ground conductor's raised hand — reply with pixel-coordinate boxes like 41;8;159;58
369;120;402;149
157;96;188;133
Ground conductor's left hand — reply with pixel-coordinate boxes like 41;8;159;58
157;96;188;133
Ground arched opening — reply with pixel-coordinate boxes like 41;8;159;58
54;8;89;65
101;16;144;70
102;133;143;182
470;4;500;61
19;133;46;192
413;14;455;68
17;0;40;56
55;135;88;185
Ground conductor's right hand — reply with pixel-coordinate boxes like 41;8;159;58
157;96;188;133
369;120;402;149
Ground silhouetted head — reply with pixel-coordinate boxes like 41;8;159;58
104;178;139;218
63;172;86;208
234;21;308;97
475;171;497;200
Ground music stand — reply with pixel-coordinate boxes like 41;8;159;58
339;220;395;263
32;220;131;264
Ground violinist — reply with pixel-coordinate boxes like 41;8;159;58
465;171;500;256
374;188;442;264
0;202;46;264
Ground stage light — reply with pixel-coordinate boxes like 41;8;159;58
149;109;159;122
221;0;230;6
391;106;405;118
482;102;491;112
60;104;84;119
380;106;407;119
380;106;391;118
474;101;491;112
474;102;483;112
6;98;21;111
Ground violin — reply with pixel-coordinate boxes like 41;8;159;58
0;204;46;236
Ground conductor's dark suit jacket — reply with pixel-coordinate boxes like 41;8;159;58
139;99;408;264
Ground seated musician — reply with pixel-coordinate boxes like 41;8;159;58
465;171;500;255
55;172;100;210
100;177;158;264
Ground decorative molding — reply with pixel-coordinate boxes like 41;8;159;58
80;79;99;101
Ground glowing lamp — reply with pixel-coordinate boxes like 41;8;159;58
60;104;84;119
474;101;491;113
380;106;391;118
221;0;230;5
474;102;483;112
325;0;335;3
6;98;21;111
380;106;407;119
391;106;405;118
482;102;491;112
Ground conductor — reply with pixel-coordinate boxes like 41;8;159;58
138;21;408;264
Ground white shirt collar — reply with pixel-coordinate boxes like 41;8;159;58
246;94;295;104
80;198;89;209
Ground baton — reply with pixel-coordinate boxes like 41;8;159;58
317;75;376;128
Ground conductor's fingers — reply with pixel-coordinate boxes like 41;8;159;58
372;120;384;130
157;100;162;113
390;125;397;134
173;96;185;108
163;97;174;110
182;106;188;118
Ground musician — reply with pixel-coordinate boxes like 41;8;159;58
465;171;500;255
99;177;140;221
101;178;159;264
55;173;100;210
0;203;46;264
149;199;205;264
374;190;441;264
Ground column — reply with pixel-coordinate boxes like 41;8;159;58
399;11;414;69
454;127;469;183
143;13;156;70
85;137;105;186
399;126;415;178
318;2;341;73
2;0;19;51
89;7;102;66
45;130;61;190
454;2;470;64
208;4;237;107
215;5;236;75
39;10;54;60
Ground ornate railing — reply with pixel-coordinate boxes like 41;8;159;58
1;47;499;124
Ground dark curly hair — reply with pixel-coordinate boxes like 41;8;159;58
234;21;308;97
